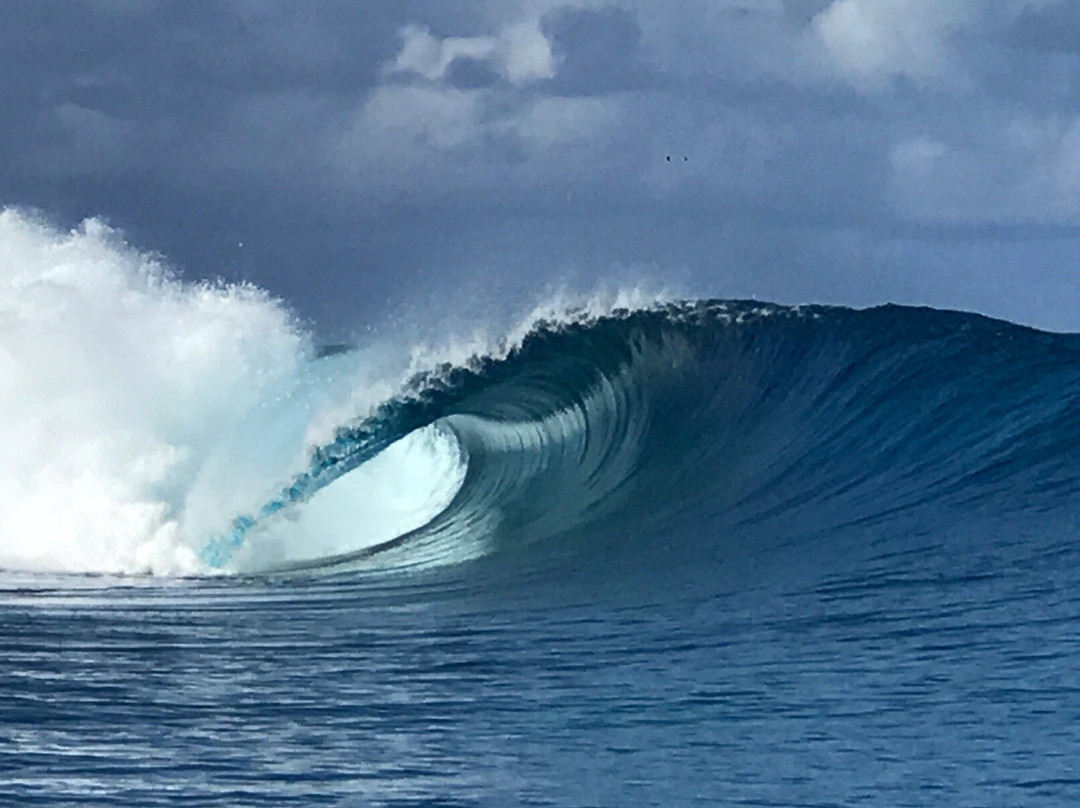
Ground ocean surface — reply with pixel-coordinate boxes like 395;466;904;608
3;211;1080;805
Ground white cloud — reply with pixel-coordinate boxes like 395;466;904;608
889;116;1080;223
344;85;486;160
390;19;553;86
393;25;496;82
335;13;617;186
513;96;622;149
498;21;556;84
812;0;974;90
334;84;628;194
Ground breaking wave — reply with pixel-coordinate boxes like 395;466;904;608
4;209;1080;576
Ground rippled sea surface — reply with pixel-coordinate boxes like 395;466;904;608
6;503;1080;807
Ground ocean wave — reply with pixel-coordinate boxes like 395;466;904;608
208;299;1080;576
4;209;1080;577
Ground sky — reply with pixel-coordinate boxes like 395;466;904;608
4;0;1080;336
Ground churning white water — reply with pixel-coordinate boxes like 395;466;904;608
0;210;467;575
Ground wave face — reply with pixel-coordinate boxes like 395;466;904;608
4;210;1080;576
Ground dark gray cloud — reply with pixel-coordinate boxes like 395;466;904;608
543;7;646;93
3;0;1080;335
1010;2;1080;53
444;57;503;90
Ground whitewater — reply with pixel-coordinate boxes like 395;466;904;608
4;208;1080;806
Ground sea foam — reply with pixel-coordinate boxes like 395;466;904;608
0;210;323;574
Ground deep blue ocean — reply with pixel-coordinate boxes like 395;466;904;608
4;297;1080;806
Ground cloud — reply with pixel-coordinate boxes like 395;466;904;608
355;85;487;153
390;19;554;87
514;95;625;150
810;0;1070;92
500;21;558;84
334;83;629;196
889;114;1080;224
542;6;644;93
811;0;974;90
7;0;1080;334
392;26;495;82
1009;1;1080;53
335;11;632;190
